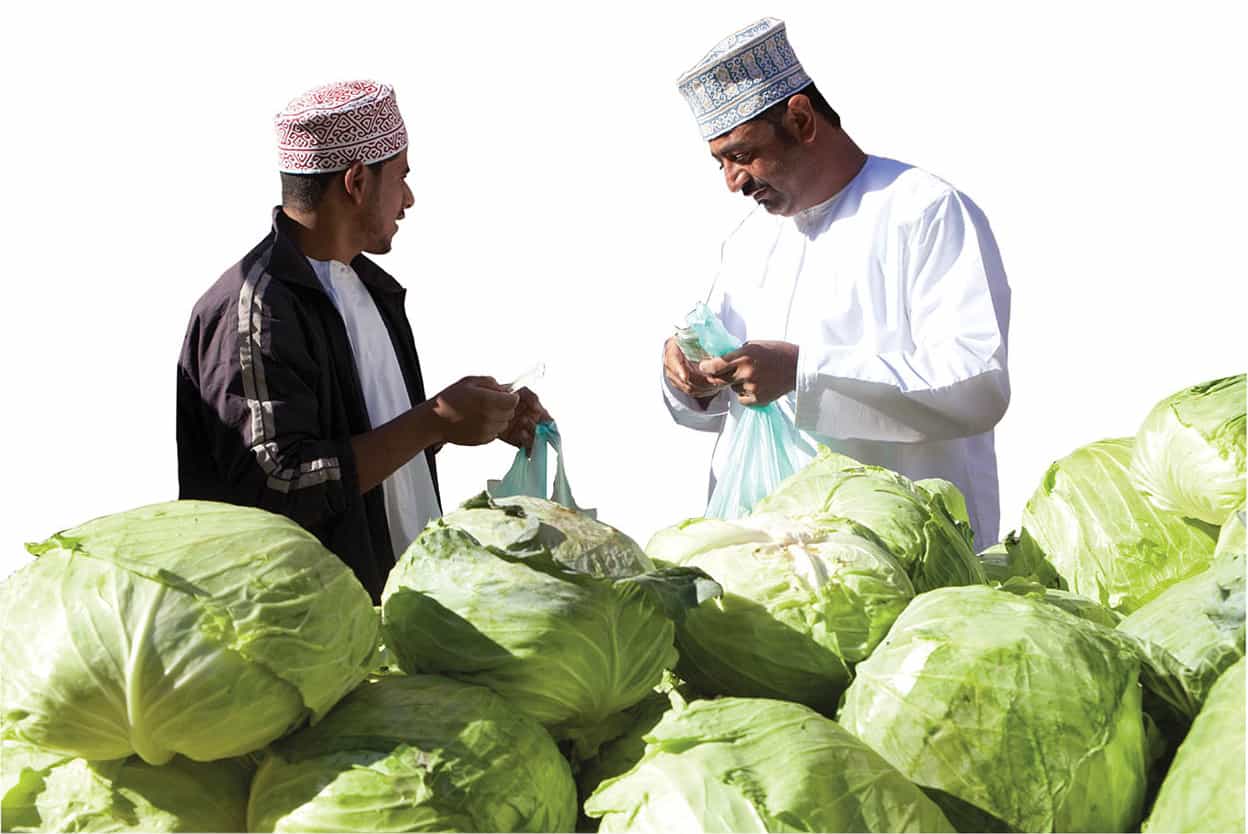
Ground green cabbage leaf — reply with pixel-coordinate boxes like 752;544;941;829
1143;658;1245;833
752;448;986;591
838;585;1149;832
1131;374;1246;525
1020;438;1217;613
1;739;251;832
646;513;914;713
380;496;719;757
585;697;955;833
1119;550;1244;718
247;675;576;833
976;529;1061;588
1;501;378;765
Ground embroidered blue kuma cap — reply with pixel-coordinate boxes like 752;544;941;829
676;17;813;141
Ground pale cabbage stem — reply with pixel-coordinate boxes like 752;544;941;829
126;582;169;765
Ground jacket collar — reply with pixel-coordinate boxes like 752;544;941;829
268;207;406;295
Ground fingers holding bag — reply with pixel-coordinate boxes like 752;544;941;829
664;337;727;399
431;377;520;446
500;386;552;453
699;341;798;407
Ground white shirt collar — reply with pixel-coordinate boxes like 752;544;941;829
306;257;360;308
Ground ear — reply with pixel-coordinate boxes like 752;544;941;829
341;160;371;205
786;94;818;144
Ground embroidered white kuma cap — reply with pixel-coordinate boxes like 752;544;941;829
676;17;813;141
274;80;408;174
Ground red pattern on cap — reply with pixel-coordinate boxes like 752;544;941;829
275;80;408;173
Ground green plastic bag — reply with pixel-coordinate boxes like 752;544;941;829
488;420;595;518
684;302;807;519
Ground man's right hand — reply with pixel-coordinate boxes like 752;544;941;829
431;376;520;446
663;337;727;401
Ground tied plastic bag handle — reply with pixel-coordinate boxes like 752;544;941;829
487;421;596;519
682;302;808;519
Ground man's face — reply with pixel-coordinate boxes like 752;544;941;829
360;148;414;255
709;118;806;216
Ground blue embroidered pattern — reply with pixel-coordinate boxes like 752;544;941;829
676;18;812;140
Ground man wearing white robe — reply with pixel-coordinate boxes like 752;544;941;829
662;18;1011;549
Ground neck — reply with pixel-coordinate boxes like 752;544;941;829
282;205;361;264
798;129;869;212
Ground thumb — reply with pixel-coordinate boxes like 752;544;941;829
701;354;746;380
698;356;730;377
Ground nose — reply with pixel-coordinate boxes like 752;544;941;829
723;161;747;193
402;180;414;209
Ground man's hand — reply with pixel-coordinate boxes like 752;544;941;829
500;386;551;454
663;337;728;401
431;377;519;446
698;340;799;406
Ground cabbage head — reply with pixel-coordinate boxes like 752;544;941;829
645;513;914;713
446;493;653;577
380;496;719;755
247;675;576;833
1020;437;1217;613
1;501;378;765
1143;658;1245;833
838;585;1149;832
1131;374;1246;525
584;696;955;833
753;448;985;591
1;740;251;832
1119;549;1244;718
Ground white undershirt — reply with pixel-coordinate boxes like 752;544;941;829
308;258;441;560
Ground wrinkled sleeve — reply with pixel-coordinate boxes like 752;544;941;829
794;191;1011;442
177;275;359;533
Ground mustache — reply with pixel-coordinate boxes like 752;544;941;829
741;178;769;197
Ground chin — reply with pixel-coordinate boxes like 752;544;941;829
771;201;799;218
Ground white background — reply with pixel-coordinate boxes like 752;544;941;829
3;1;1244;579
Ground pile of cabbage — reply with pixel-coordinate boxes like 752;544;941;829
594;373;1244;833
0;500;601;832
1;373;1244;833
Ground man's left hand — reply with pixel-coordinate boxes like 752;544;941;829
500;387;551;454
698;340;799;407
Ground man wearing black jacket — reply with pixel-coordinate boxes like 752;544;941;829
177;80;545;601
